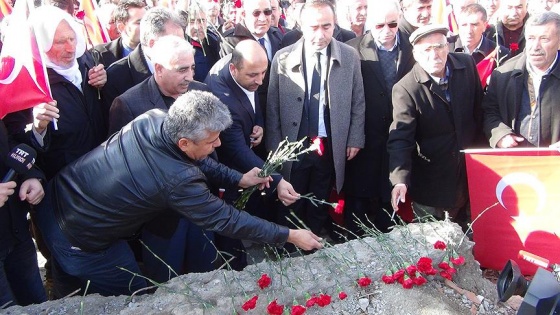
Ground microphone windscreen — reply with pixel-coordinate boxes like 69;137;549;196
5;144;37;175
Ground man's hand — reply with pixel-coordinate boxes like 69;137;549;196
239;167;272;189
391;184;407;211
19;178;44;205
287;229;323;251
33;101;59;134
88;64;107;89
277;178;299;206
222;20;234;32
346;147;360;160
0;181;17;207
496;134;524;148
250;125;263;147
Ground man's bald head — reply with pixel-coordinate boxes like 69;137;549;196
229;40;269;92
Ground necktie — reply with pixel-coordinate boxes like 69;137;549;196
308;52;321;138
258;38;269;60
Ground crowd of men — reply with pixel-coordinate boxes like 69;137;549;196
1;0;560;308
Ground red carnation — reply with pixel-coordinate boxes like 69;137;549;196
440;270;453;280
434;240;447;250
334;198;345;214
382;274;395;284
451;255;465;266
413;275;427;286
393;269;405;282
338;291;348;300
258;273;272;289
402;275;414;289
242;295;258;311
416;257;433;273
406;265;418;277
317;294;331;307
291;305;306;315
438;261;450;270
447;267;457;275
357;276;372;287
425;267;438;275
234;0;242;8
267;300;284;315
510;42;519;52
75;10;85;20
305;296;318;307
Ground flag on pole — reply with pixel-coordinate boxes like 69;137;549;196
0;0;12;20
464;148;560;275
476;49;497;89
78;0;110;46
0;0;52;119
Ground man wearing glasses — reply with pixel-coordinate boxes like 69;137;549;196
388;24;484;229
344;0;415;236
219;0;283;59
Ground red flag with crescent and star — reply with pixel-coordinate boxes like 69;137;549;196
464;148;560;275
78;0;110;46
0;0;52;119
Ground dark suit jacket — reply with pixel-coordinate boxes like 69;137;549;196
279;24;355;49
108;76;210;135
205;63;267;174
94;37;125;68
344;31;415;200
219;22;283;58
482;52;560;148
102;44;151;111
454;36;510;65
484;15;529;58
388;53;484;208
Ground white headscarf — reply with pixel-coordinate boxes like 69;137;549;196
29;5;86;91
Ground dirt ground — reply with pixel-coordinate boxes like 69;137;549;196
3;222;521;315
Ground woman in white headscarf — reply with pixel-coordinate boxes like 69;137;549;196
29;5;108;180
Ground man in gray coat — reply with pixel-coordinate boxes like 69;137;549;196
266;0;365;238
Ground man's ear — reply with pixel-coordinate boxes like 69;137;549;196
177;138;190;151
116;21;125;34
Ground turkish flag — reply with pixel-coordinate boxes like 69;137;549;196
78;0;110;46
464;148;560;275
0;0;52;119
0;0;12;20
476;49;498;89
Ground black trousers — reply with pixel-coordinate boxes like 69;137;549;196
276;139;334;236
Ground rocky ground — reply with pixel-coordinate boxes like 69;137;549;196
3;221;520;315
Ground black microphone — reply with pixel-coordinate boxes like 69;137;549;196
2;144;37;183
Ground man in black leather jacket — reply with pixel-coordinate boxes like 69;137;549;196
35;91;323;296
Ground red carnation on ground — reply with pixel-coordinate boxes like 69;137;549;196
413;275;427;286
338;291;348;300
434;240;447;250
382;273;395;284
317;294;331;307
438;261;450;270
357;276;372;287
291;305;306;315
305;295;318;307
406;265;418;277
393;269;405;282
258;273;272;289
241;295;258;311
451;255;465;266
267;300;284;315
440;270;454;280
416;257;433;273
402;275;414;289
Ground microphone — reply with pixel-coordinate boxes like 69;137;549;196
2;144;37;183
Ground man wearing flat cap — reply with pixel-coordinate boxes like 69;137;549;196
388;24;485;227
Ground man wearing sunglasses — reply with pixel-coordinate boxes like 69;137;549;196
344;0;415;236
219;0;283;59
388;24;484;230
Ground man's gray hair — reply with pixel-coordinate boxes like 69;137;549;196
140;7;184;47
151;35;194;68
527;11;560;33
163;91;232;143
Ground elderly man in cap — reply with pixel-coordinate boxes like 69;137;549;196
388;24;484;226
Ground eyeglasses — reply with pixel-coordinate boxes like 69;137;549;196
416;43;448;53
374;22;398;30
252;8;273;17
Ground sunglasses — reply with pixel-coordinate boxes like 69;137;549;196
374;22;398;30
252;8;273;17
